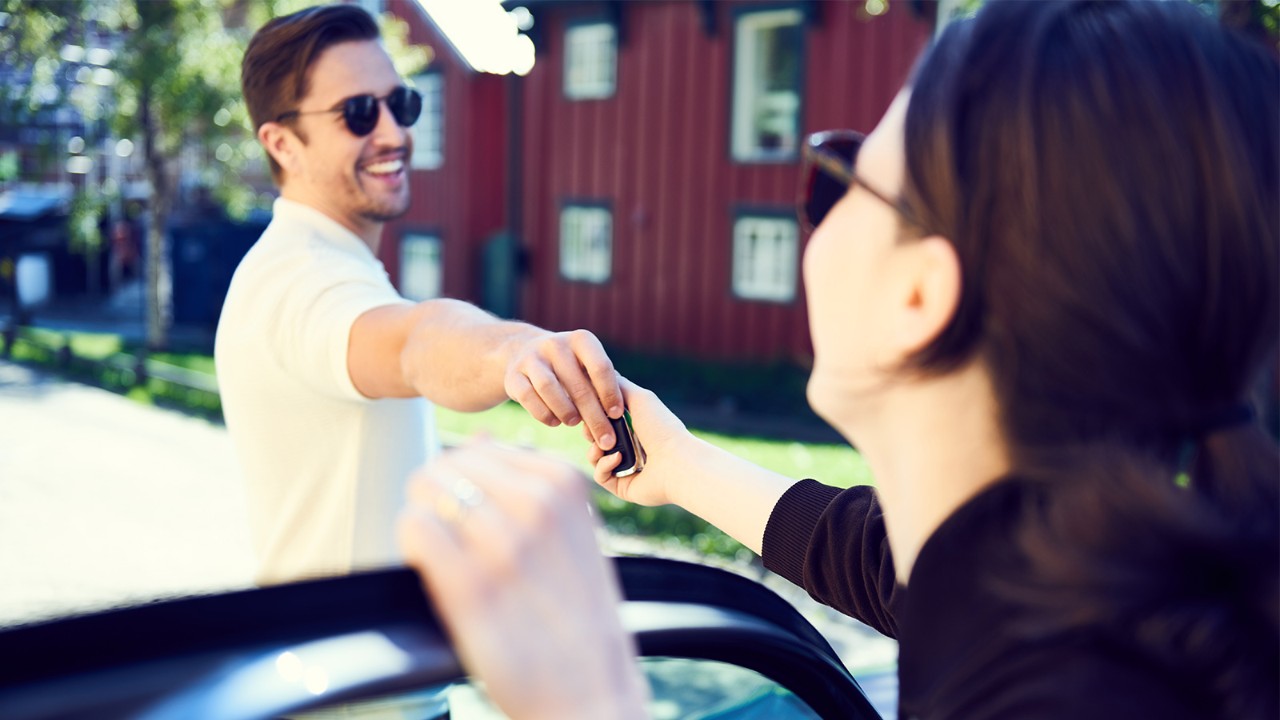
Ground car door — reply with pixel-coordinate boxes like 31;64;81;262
0;556;884;719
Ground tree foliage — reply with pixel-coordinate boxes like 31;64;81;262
2;0;431;348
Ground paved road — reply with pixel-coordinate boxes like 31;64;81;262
0;360;255;626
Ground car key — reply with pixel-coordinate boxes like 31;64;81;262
604;410;645;477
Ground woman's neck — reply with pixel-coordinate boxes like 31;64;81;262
837;363;1010;585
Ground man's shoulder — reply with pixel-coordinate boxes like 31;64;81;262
229;214;349;287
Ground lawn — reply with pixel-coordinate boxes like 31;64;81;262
436;400;871;489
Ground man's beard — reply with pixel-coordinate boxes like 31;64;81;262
359;197;410;223
353;175;411;223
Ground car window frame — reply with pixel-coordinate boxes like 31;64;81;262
0;557;880;719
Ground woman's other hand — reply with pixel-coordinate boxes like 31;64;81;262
398;442;650;720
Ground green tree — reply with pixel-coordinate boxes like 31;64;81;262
2;0;430;349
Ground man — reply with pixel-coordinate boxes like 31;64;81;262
218;4;624;585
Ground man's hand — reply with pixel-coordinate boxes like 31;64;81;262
503;329;625;450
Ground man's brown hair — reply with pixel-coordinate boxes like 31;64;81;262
241;4;380;183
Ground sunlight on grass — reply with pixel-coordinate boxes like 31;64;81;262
65;331;122;359
437;401;873;488
148;352;217;374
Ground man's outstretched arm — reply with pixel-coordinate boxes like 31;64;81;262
348;299;625;449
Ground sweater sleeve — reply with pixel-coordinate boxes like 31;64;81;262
761;480;903;638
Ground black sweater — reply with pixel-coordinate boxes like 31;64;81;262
761;479;1208;719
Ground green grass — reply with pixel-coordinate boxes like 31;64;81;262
147;351;217;374
19;327;124;359
436;401;871;488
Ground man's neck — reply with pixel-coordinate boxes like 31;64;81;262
280;187;382;252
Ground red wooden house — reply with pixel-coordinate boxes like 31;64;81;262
383;0;933;364
379;0;511;309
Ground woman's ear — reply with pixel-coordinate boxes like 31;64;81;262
257;122;298;178
891;235;962;356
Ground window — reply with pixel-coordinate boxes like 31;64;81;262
560;205;612;283
410;73;443;170
732;9;803;162
564;22;616;99
732;214;798;302
400;233;443;301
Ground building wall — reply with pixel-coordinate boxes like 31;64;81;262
516;1;930;363
382;0;507;306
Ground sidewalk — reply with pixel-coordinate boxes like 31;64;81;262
0;359;255;627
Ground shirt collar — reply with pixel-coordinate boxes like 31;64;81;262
271;197;377;259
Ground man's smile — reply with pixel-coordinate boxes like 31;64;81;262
361;158;404;177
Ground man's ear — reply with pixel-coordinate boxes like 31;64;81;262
257;122;299;177
890;235;962;356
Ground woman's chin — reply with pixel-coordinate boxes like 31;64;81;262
806;372;852;430
807;367;883;449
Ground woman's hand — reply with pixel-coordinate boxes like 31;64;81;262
587;378;799;556
588;378;696;507
398;442;650;720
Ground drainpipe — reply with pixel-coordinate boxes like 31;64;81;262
504;69;525;318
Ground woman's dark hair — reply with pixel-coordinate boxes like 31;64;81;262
241;4;380;183
901;1;1278;716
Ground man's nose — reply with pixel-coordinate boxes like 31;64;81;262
369;97;409;145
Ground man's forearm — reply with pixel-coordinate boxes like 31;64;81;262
400;298;548;412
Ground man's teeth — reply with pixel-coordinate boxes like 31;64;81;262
363;159;403;175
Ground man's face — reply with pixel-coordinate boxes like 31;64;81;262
275;40;413;235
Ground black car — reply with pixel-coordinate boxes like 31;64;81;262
0;557;893;719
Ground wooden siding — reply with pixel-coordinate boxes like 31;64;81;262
517;1;930;363
382;0;507;306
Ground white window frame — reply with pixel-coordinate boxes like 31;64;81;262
732;214;798;303
400;232;444;301
731;8;804;162
560;205;612;283
410;73;443;170
564;22;617;100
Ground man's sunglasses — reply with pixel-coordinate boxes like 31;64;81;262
275;86;423;137
798;130;920;233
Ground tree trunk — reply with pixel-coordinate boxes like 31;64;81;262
140;85;171;351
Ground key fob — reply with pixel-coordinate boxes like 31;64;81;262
604;410;645;477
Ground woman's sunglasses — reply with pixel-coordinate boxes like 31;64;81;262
275;86;423;137
798;130;920;233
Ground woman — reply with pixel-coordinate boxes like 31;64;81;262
398;1;1278;717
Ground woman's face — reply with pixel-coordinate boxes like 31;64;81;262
803;91;916;431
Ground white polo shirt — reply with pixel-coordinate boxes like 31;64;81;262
215;198;438;586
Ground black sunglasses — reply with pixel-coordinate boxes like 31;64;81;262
798;130;920;233
275;86;423;137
